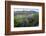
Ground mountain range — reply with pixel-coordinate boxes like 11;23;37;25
14;11;38;16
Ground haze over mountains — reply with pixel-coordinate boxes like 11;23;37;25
14;11;38;16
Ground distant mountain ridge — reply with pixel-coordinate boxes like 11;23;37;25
14;11;38;16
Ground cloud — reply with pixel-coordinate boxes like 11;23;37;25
14;8;39;12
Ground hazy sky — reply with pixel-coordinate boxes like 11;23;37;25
14;8;39;12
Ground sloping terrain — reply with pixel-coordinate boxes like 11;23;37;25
14;11;39;27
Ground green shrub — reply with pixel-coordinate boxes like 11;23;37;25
14;13;39;27
28;13;39;26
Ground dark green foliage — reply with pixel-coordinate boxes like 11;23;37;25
28;13;39;26
14;13;39;27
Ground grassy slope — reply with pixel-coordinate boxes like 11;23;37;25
14;13;39;27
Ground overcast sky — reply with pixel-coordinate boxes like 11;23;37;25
14;8;39;12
